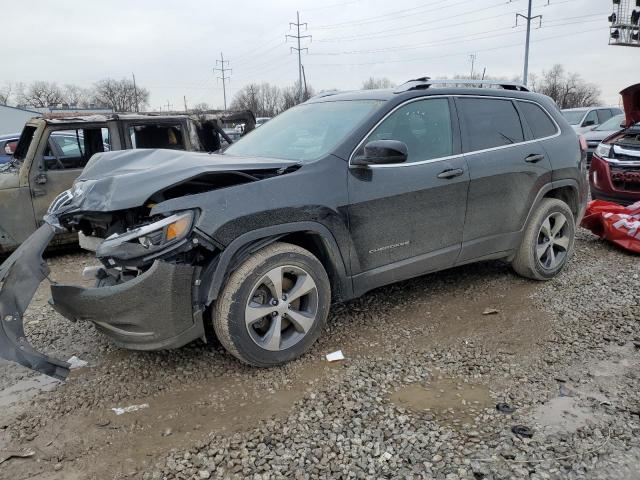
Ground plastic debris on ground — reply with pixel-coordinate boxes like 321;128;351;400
482;308;500;315
111;403;149;415
0;449;35;464
580;200;640;253
67;355;88;369
326;350;345;362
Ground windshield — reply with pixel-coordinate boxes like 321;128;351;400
595;113;625;131
225;100;383;161
561;110;587;125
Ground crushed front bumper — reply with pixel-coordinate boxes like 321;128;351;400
0;224;205;380
50;261;204;351
0;224;70;380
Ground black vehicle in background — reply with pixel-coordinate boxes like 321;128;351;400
0;78;588;379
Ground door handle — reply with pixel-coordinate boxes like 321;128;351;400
437;168;464;179
525;153;545;163
31;188;47;198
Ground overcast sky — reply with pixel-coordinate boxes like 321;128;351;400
3;0;638;110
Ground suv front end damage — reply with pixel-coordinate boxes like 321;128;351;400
0;148;300;378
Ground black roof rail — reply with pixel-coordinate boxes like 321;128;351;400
394;77;530;93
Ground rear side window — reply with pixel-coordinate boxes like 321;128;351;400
458;98;524;152
129;124;184;150
517;101;558;139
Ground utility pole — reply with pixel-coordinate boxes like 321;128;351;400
468;54;476;79
165;100;172;111
302;64;308;98
184;95;188;112
515;0;544;86
214;52;231;110
287;11;311;103
132;73;139;112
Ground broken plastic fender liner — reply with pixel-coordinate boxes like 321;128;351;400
0;223;70;380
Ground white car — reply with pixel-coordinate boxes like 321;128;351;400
561;107;624;134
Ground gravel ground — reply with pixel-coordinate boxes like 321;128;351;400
1;228;638;480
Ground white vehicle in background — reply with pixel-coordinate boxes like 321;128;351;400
255;117;271;127
561;106;624;134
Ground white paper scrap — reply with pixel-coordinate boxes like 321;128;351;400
326;350;345;362
111;403;149;415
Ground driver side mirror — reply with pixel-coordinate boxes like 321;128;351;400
4;141;17;155
352;140;408;166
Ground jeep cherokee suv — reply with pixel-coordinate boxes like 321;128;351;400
0;78;588;379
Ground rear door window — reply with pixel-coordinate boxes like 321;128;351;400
516;101;558;139
129;124;184;149
457;98;524;152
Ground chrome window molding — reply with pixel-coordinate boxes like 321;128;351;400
348;95;561;169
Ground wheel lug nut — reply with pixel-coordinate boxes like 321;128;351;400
271;299;278;306
271;311;278;317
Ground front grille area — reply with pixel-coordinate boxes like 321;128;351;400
611;167;640;192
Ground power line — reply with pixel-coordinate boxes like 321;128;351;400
308;17;604;57
213;52;231;110
286;11;311;102
305;25;603;67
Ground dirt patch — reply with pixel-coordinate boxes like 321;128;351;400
390;378;493;426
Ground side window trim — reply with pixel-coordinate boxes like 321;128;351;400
348;95;461;168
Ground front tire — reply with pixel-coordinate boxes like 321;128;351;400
512;198;575;281
212;242;331;366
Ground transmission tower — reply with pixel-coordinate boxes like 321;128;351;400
214;52;232;110
287;11;312;103
513;0;545;86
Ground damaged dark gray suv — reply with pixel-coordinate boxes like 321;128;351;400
0;78;588;380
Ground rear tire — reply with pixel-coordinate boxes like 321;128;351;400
212;242;331;366
512;198;575;281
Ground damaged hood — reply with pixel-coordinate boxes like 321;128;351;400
621;83;640;128
67;149;300;212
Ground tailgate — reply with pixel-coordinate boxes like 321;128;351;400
0;224;70;380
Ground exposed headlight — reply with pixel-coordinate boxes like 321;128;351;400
102;211;195;251
595;143;612;159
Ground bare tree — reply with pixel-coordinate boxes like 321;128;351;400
259;83;282;117
191;102;210;112
0;83;12;105
93;78;149;112
530;65;601;109
361;77;395;90
230;83;263;116
19;81;64;107
280;82;315;112
62;84;93;108
230;81;315;116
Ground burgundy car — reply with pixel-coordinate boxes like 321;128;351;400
589;83;640;206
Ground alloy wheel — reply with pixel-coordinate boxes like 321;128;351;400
245;265;319;351
536;212;570;270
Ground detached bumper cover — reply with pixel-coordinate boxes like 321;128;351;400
51;261;204;351
0;224;70;380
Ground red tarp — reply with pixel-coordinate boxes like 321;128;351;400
580;200;640;253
